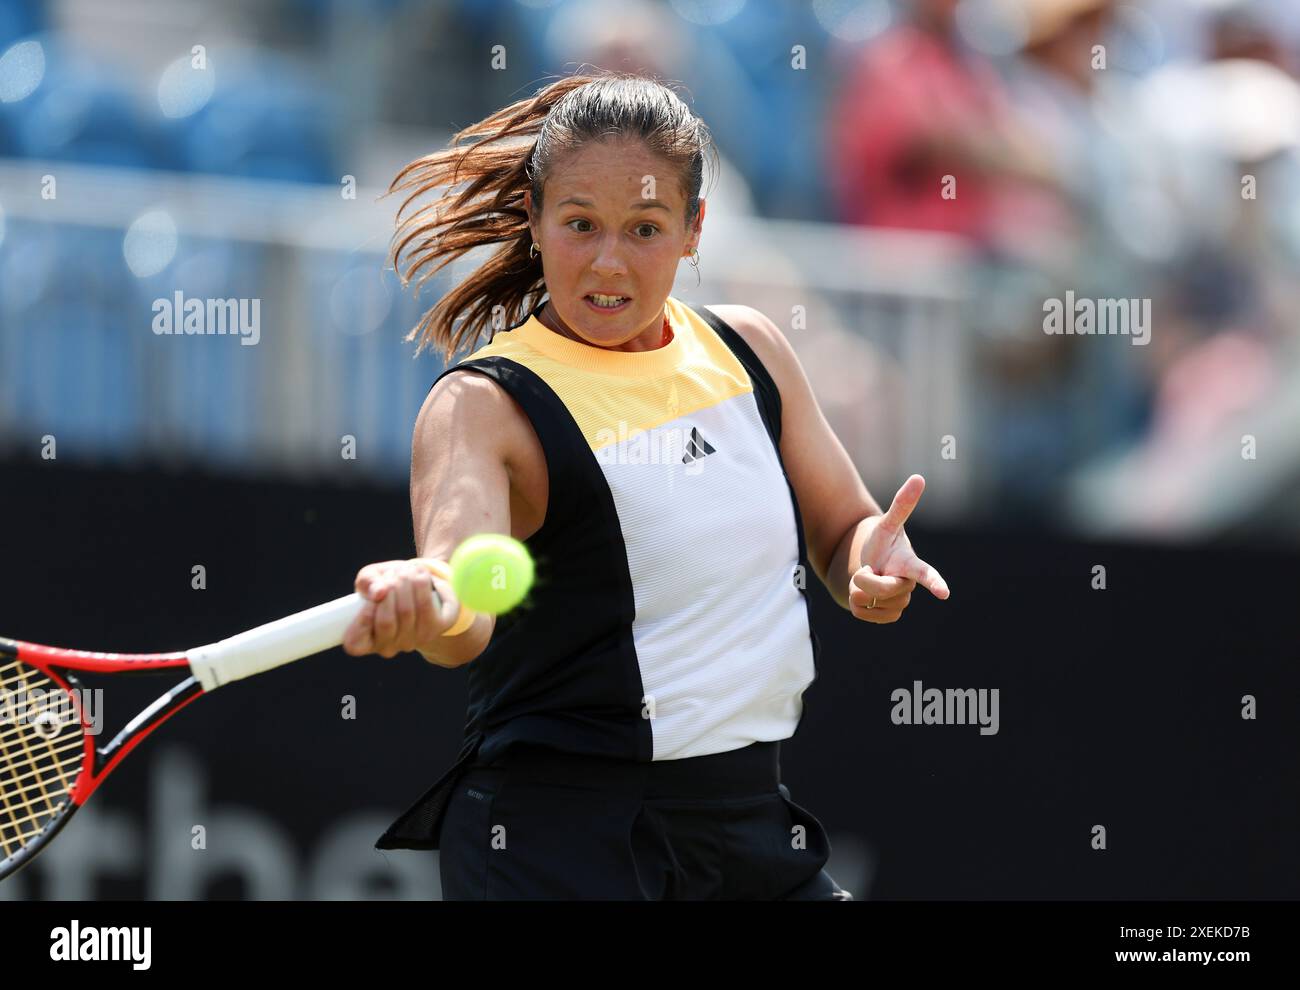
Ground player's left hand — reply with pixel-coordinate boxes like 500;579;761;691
849;474;950;624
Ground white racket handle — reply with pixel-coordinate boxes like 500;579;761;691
187;585;440;692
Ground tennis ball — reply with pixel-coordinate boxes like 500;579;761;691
449;534;535;615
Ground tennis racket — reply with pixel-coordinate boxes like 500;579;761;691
0;584;442;883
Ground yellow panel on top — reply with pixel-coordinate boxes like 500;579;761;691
463;296;753;452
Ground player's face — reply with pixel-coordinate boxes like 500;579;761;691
524;137;704;352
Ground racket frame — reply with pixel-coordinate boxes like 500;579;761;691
0;640;198;881
0;583;438;883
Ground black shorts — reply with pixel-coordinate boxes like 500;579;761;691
437;740;852;900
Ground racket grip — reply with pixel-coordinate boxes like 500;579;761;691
188;581;442;691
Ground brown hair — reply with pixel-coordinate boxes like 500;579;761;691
387;70;717;362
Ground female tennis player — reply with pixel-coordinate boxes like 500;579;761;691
341;72;950;900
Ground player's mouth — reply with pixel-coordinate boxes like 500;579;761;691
584;293;632;313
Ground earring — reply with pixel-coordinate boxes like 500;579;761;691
529;242;541;259
686;247;700;287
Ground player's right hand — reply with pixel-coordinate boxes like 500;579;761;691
342;559;459;658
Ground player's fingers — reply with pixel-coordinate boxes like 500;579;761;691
340;603;367;654
883;576;917;600
877;474;925;536
885;589;913;610
354;563;384;600
342;601;377;656
881;552;948;601
372;584;400;657
428;574;460;632
409;569;438;647
391;574;420;653
850;582;911;611
355;560;405;601
851;566;913;600
904;555;949;600
849;600;904;624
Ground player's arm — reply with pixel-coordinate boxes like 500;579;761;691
344;370;513;667
710;305;889;610
411;370;518;667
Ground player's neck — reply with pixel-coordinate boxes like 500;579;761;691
538;302;671;352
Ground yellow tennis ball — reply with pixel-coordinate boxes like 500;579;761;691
449;534;535;615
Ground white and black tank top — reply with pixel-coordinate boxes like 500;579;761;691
377;296;822;849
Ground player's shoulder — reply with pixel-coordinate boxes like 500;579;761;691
699;303;797;389
417;363;533;456
701;303;785;350
701;303;761;336
424;363;506;415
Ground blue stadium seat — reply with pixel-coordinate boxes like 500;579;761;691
171;54;337;183
6;35;174;170
0;0;47;49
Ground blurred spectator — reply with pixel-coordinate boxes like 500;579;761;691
1133;55;1300;462
1209;4;1294;73
826;0;1060;254
970;0;1170;521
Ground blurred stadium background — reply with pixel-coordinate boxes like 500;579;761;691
0;0;1297;900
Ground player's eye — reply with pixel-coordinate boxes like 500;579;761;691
564;219;660;239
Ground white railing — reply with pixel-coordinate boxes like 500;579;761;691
0;158;980;519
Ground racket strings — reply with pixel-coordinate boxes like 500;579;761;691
0;658;84;860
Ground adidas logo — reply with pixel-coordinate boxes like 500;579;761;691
681;426;716;464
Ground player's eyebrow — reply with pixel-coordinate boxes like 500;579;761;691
557;196;671;213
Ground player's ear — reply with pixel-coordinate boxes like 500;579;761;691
688;197;705;245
